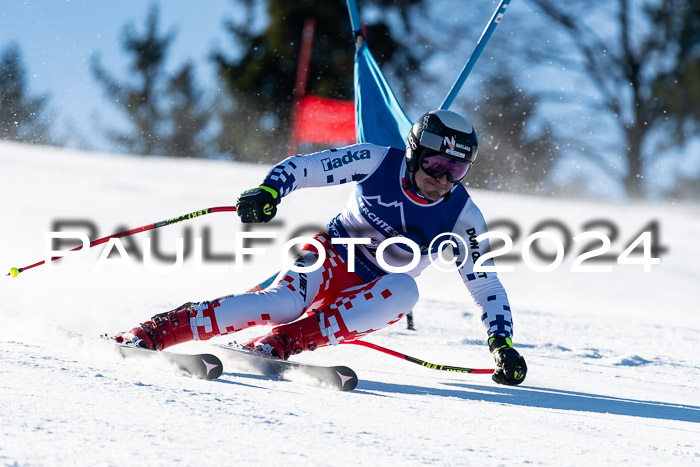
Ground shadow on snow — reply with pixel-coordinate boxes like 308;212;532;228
354;380;700;424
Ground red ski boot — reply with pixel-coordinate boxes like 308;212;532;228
114;303;195;351
244;310;330;360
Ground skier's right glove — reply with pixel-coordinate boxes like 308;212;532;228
236;185;279;223
489;335;527;386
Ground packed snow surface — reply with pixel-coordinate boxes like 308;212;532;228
1;142;698;465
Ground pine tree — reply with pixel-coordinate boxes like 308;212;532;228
91;5;171;154
465;72;559;194
165;63;215;157
91;4;213;157
0;43;51;144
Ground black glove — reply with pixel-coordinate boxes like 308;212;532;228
236;186;279;223
489;335;527;386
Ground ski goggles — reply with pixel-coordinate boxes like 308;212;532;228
420;153;472;183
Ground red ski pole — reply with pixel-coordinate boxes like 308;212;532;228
7;206;237;278
245;275;495;374
342;339;494;374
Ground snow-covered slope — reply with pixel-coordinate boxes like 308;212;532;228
1;142;698;465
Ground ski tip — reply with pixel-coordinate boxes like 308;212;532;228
200;355;224;380
334;367;358;391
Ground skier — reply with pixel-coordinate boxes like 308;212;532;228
115;109;527;386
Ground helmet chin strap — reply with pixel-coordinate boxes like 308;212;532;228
402;168;416;190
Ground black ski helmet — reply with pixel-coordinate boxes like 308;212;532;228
405;110;478;184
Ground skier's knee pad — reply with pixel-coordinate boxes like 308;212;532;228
332;273;419;336
380;273;419;311
252;284;307;323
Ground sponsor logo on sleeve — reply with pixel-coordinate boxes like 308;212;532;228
466;227;488;278
321;149;371;172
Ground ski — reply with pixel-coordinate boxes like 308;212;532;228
216;344;358;391
114;342;224;380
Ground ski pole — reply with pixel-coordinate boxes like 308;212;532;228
6;206;237;278
346;0;362;40
342;339;494;374
246;270;280;293
246;275;493;373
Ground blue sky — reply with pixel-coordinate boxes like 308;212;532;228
1;0;233;151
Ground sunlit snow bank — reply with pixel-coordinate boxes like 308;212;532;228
1;142;698;465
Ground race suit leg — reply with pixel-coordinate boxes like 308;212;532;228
115;233;418;351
